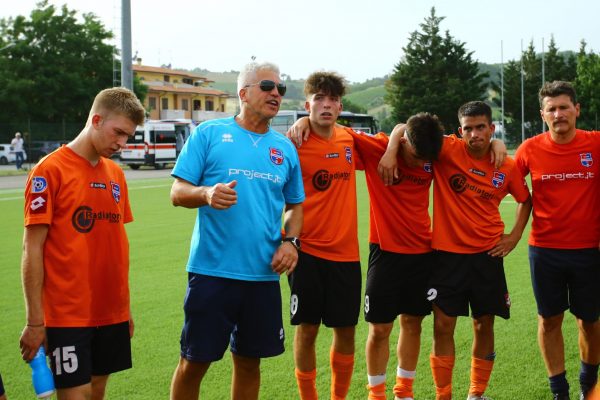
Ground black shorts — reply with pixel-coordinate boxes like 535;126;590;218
46;321;131;389
0;371;4;396
365;244;433;323
180;273;284;362
427;250;510;319
288;251;361;327
529;246;600;322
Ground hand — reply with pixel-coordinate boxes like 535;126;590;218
285;117;311;147
206;180;237;209
488;233;519;258
490;139;507;169
20;325;46;362
378;145;403;186
271;242;299;275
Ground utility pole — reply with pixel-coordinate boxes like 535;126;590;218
121;0;133;90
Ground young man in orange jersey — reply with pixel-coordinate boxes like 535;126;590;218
515;81;600;400
19;87;145;400
287;71;361;400
382;101;532;400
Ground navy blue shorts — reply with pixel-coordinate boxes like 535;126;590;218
365;244;433;323
428;250;510;319
180;273;284;363
288;251;361;327
529;246;600;322
0;371;4;396
46;321;131;389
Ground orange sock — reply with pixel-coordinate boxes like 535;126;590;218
393;376;415;398
295;368;318;400
330;349;354;400
469;357;494;397
366;382;387;400
430;354;455;400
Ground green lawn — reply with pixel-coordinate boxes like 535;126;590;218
0;173;584;399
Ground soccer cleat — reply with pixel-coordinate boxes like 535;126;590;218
467;395;493;400
553;394;570;400
394;397;413;400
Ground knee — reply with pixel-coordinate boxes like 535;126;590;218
233;355;260;374
297;324;320;345
539;315;564;334
400;315;424;336
578;319;600;338
176;358;209;381
473;317;494;336
369;323;393;342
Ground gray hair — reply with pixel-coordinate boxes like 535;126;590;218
237;61;281;95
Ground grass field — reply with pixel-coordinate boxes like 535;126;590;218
0;173;585;399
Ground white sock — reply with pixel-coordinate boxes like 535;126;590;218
397;367;416;379
368;373;386;386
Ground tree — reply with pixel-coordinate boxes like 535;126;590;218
0;1;115;123
385;7;487;133
342;97;367;114
575;41;600;130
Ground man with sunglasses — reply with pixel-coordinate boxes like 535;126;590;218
169;61;304;400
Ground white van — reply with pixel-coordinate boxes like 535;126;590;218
0;143;27;165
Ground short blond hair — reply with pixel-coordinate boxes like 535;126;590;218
90;87;145;126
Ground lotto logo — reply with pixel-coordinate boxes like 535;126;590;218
30;194;48;214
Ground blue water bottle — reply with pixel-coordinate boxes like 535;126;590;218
29;347;55;398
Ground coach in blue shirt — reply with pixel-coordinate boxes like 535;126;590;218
169;61;304;400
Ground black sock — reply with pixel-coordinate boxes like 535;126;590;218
579;361;599;395
550;371;570;395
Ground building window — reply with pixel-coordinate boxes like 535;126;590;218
182;99;189;111
206;99;214;111
193;100;201;110
182;78;193;85
162;98;169;110
163;75;170;82
149;97;157;110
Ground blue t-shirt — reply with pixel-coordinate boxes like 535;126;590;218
172;117;305;281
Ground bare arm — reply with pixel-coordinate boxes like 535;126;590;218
286;117;311;147
377;123;407;185
490;139;507;169
488;196;532;257
271;203;303;275
20;224;49;362
170;177;238;210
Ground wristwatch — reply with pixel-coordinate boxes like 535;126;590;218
282;237;301;251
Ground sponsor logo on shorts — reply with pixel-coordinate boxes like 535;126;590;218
279;328;284;340
90;182;106;189
505;293;511;307
71;206;122;233
31;176;47;193
426;288;438;301
449;173;496;200
580;152;593;167
270;147;284;165
312;169;351;191
29;194;48;213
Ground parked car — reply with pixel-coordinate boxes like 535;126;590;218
0;143;27;165
24;140;65;162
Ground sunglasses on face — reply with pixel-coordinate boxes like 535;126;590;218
245;80;287;96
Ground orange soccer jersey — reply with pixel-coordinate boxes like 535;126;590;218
348;129;433;253
515;130;600;249
432;135;530;253
296;126;359;261
24;146;133;327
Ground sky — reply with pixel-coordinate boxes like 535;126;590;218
3;0;600;83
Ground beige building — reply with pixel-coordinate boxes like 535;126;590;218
133;62;233;121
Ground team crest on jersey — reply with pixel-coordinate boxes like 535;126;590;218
31;176;47;193
110;181;121;204
492;171;505;188
344;146;352;164
270;147;283;165
423;162;432;173
580;152;593;167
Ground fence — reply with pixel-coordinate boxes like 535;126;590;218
0;121;84;144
